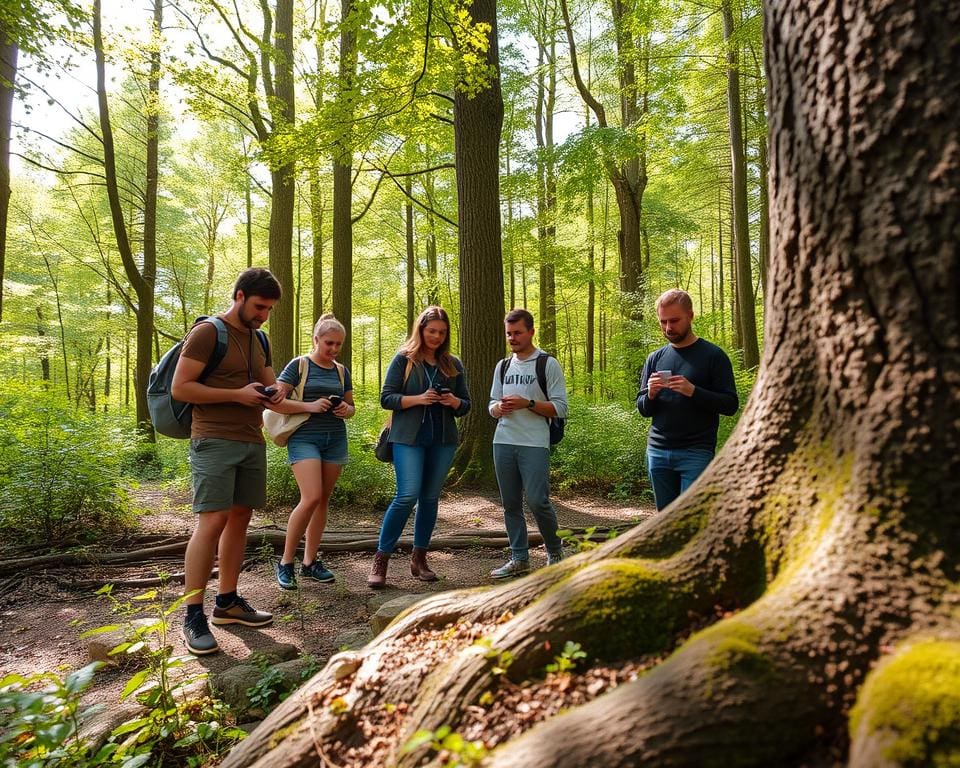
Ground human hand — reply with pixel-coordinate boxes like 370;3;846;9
238;382;271;406
310;398;333;414
647;372;669;399
332;400;353;418
438;392;460;409
500;394;527;414
417;389;441;406
665;375;694;397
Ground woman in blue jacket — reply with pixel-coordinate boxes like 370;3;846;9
368;306;470;588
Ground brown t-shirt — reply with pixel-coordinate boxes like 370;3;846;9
180;317;273;443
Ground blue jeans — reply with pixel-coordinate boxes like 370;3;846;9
493;443;562;560
377;442;457;553
646;445;715;511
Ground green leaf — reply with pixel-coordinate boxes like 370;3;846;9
79;624;121;638
402;729;437;753
120;670;151;700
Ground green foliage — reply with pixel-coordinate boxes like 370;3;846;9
551;397;650;498
0;661;103;766
557;525;618;553
545;641;587;675
82;581;246;767
0;387;136;546
245;654;321;716
402;724;488;766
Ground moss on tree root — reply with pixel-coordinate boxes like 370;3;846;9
849;640;960;768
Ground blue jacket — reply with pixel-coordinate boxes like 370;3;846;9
380;353;471;445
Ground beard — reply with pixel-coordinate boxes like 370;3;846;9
665;327;690;344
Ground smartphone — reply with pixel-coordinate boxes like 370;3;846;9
434;386;451;395
328;394;343;408
255;385;277;397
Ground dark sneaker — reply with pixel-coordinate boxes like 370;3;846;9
211;595;273;628
276;561;297;591
183;611;219;655
547;550;565;566
301;560;335;583
490;558;530;580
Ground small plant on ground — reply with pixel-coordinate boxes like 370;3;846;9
557;526;618;552
0;661;104;766
545;641;587;675
402;725;488;767
245;654;321;716
80;578;246;766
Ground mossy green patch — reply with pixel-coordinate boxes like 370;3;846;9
850;640;960;767
699;621;774;700
564;559;691;659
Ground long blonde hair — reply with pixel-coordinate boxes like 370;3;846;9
399;306;458;377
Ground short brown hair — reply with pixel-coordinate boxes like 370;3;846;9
504;308;534;329
234;267;282;300
656;289;693;313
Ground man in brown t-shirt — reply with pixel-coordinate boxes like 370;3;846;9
172;267;284;655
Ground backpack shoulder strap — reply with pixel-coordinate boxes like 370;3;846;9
499;356;511;385
254;329;269;360
535;352;550;399
197;317;229;384
334;361;345;390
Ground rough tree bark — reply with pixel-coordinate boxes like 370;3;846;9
222;3;960;766
448;0;504;487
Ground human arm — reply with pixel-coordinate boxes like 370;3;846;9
488;360;505;418
636;356;665;417
684;350;740;415
527;356;568;419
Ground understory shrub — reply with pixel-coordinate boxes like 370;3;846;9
551;397;650;497
0;387;136;546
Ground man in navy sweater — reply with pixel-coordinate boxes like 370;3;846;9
636;289;739;510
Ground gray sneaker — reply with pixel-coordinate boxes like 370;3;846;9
547;550;565;566
490;558;530;580
211;596;273;627
183;611;219;655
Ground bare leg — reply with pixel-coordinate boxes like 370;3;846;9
283;460;325;564
216;504;253;595
303;462;343;564
183;510;229;605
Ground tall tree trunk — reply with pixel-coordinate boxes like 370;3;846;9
331;0;356;368
558;0;645;319
93;0;157;438
309;164;324;321
405;176;415;332
449;0;504;486
222;3;960;766
534;4;557;353
266;0;296;367
0;22;16;323
723;0;759;368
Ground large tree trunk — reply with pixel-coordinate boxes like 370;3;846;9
0;22;16;323
331;0;356;369
723;0;760;369
448;0;504;487
267;0;296;367
222;3;960;767
93;0;156;439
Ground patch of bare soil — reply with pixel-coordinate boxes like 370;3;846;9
0;488;653;687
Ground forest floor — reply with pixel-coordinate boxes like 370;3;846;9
0;487;655;685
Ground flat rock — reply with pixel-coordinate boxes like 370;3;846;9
370;593;426;634
245;642;299;665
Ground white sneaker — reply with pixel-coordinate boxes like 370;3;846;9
490;558;530;579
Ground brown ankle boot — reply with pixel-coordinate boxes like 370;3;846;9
410;547;438;582
368;550;389;589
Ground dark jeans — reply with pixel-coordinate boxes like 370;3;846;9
646;445;714;510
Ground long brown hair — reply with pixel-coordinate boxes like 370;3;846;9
399;306;459;377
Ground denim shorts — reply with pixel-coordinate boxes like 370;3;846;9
189;437;266;513
286;431;349;465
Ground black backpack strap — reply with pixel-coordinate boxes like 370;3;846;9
535;352;550;400
197;317;229;384
499;356;511;385
254;329;269;360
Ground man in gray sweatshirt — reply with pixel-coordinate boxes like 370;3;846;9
488;309;569;579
